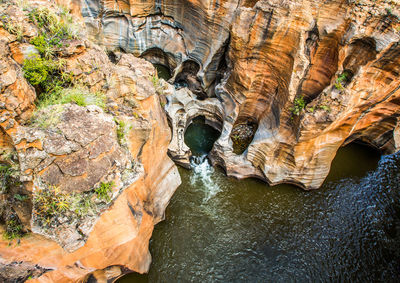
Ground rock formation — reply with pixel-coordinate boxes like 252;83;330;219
1;0;400;281
162;80;224;167
81;0;400;189
0;1;180;281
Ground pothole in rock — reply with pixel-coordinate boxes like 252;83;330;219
230;119;258;155
184;116;221;163
153;64;172;80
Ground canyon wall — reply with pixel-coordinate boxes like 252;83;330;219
0;0;399;281
82;0;400;189
0;1;180;281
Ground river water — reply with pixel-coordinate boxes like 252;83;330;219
118;72;400;282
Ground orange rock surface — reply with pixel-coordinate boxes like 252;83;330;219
0;1;180;281
81;0;400;189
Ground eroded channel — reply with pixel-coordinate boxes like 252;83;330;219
118;96;400;283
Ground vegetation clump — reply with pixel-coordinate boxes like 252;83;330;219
33;182;115;229
30;104;64;129
0;19;24;42
28;7;78;46
22;7;105;113
290;96;306;116
334;71;352;91
115;119;127;145
14;193;29;201
95;181;114;202
3;217;24;240
59;88;106;108
0;164;14;193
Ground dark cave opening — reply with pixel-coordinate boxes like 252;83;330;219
140;48;176;77
174;60;207;100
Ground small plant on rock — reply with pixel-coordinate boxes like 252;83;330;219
0;164;18;193
30;104;64;129
95;181;114;203
290;96;306;116
115;119;127;145
3;217;24;240
14;194;29;201
33;186;71;221
334;71;352;91
3;21;24;42
319;105;331;112
151;74;159;88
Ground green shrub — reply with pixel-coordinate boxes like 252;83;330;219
290;96;306;116
30;34;60;59
95;181;114;203
3;218;24;240
319;105;331;112
0;164;16;193
334;71;351;91
69;193;95;217
3;21;24;41
23;7;80;109
22;56;52;86
151;74;159;88
32;181;118;228
115;119;127;145
28;7;77;41
33;185;103;228
33;186;71;219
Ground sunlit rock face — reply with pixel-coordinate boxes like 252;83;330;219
81;0;400;189
0;1;180;281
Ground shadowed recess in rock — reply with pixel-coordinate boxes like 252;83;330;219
174;60;206;99
184;116;221;157
153;64;171;80
140;48;176;75
230;118;258;155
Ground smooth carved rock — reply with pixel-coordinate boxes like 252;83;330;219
84;0;400;190
162;80;223;167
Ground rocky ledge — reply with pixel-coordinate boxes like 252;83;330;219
0;1;180;281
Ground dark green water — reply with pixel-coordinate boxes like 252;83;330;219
154;64;171;80
118;121;400;282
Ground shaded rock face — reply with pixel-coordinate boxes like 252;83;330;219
81;0;400;189
0;0;180;281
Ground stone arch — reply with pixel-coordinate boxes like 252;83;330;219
174;60;207;99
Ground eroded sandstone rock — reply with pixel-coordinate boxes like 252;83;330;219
82;0;400;189
0;1;181;281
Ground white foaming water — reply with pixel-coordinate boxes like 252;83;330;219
190;155;221;202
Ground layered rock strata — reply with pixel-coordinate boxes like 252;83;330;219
82;0;400;189
0;1;180;281
162;80;224;167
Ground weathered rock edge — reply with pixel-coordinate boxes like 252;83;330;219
0;0;181;281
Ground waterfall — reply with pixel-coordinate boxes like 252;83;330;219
190;155;220;202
